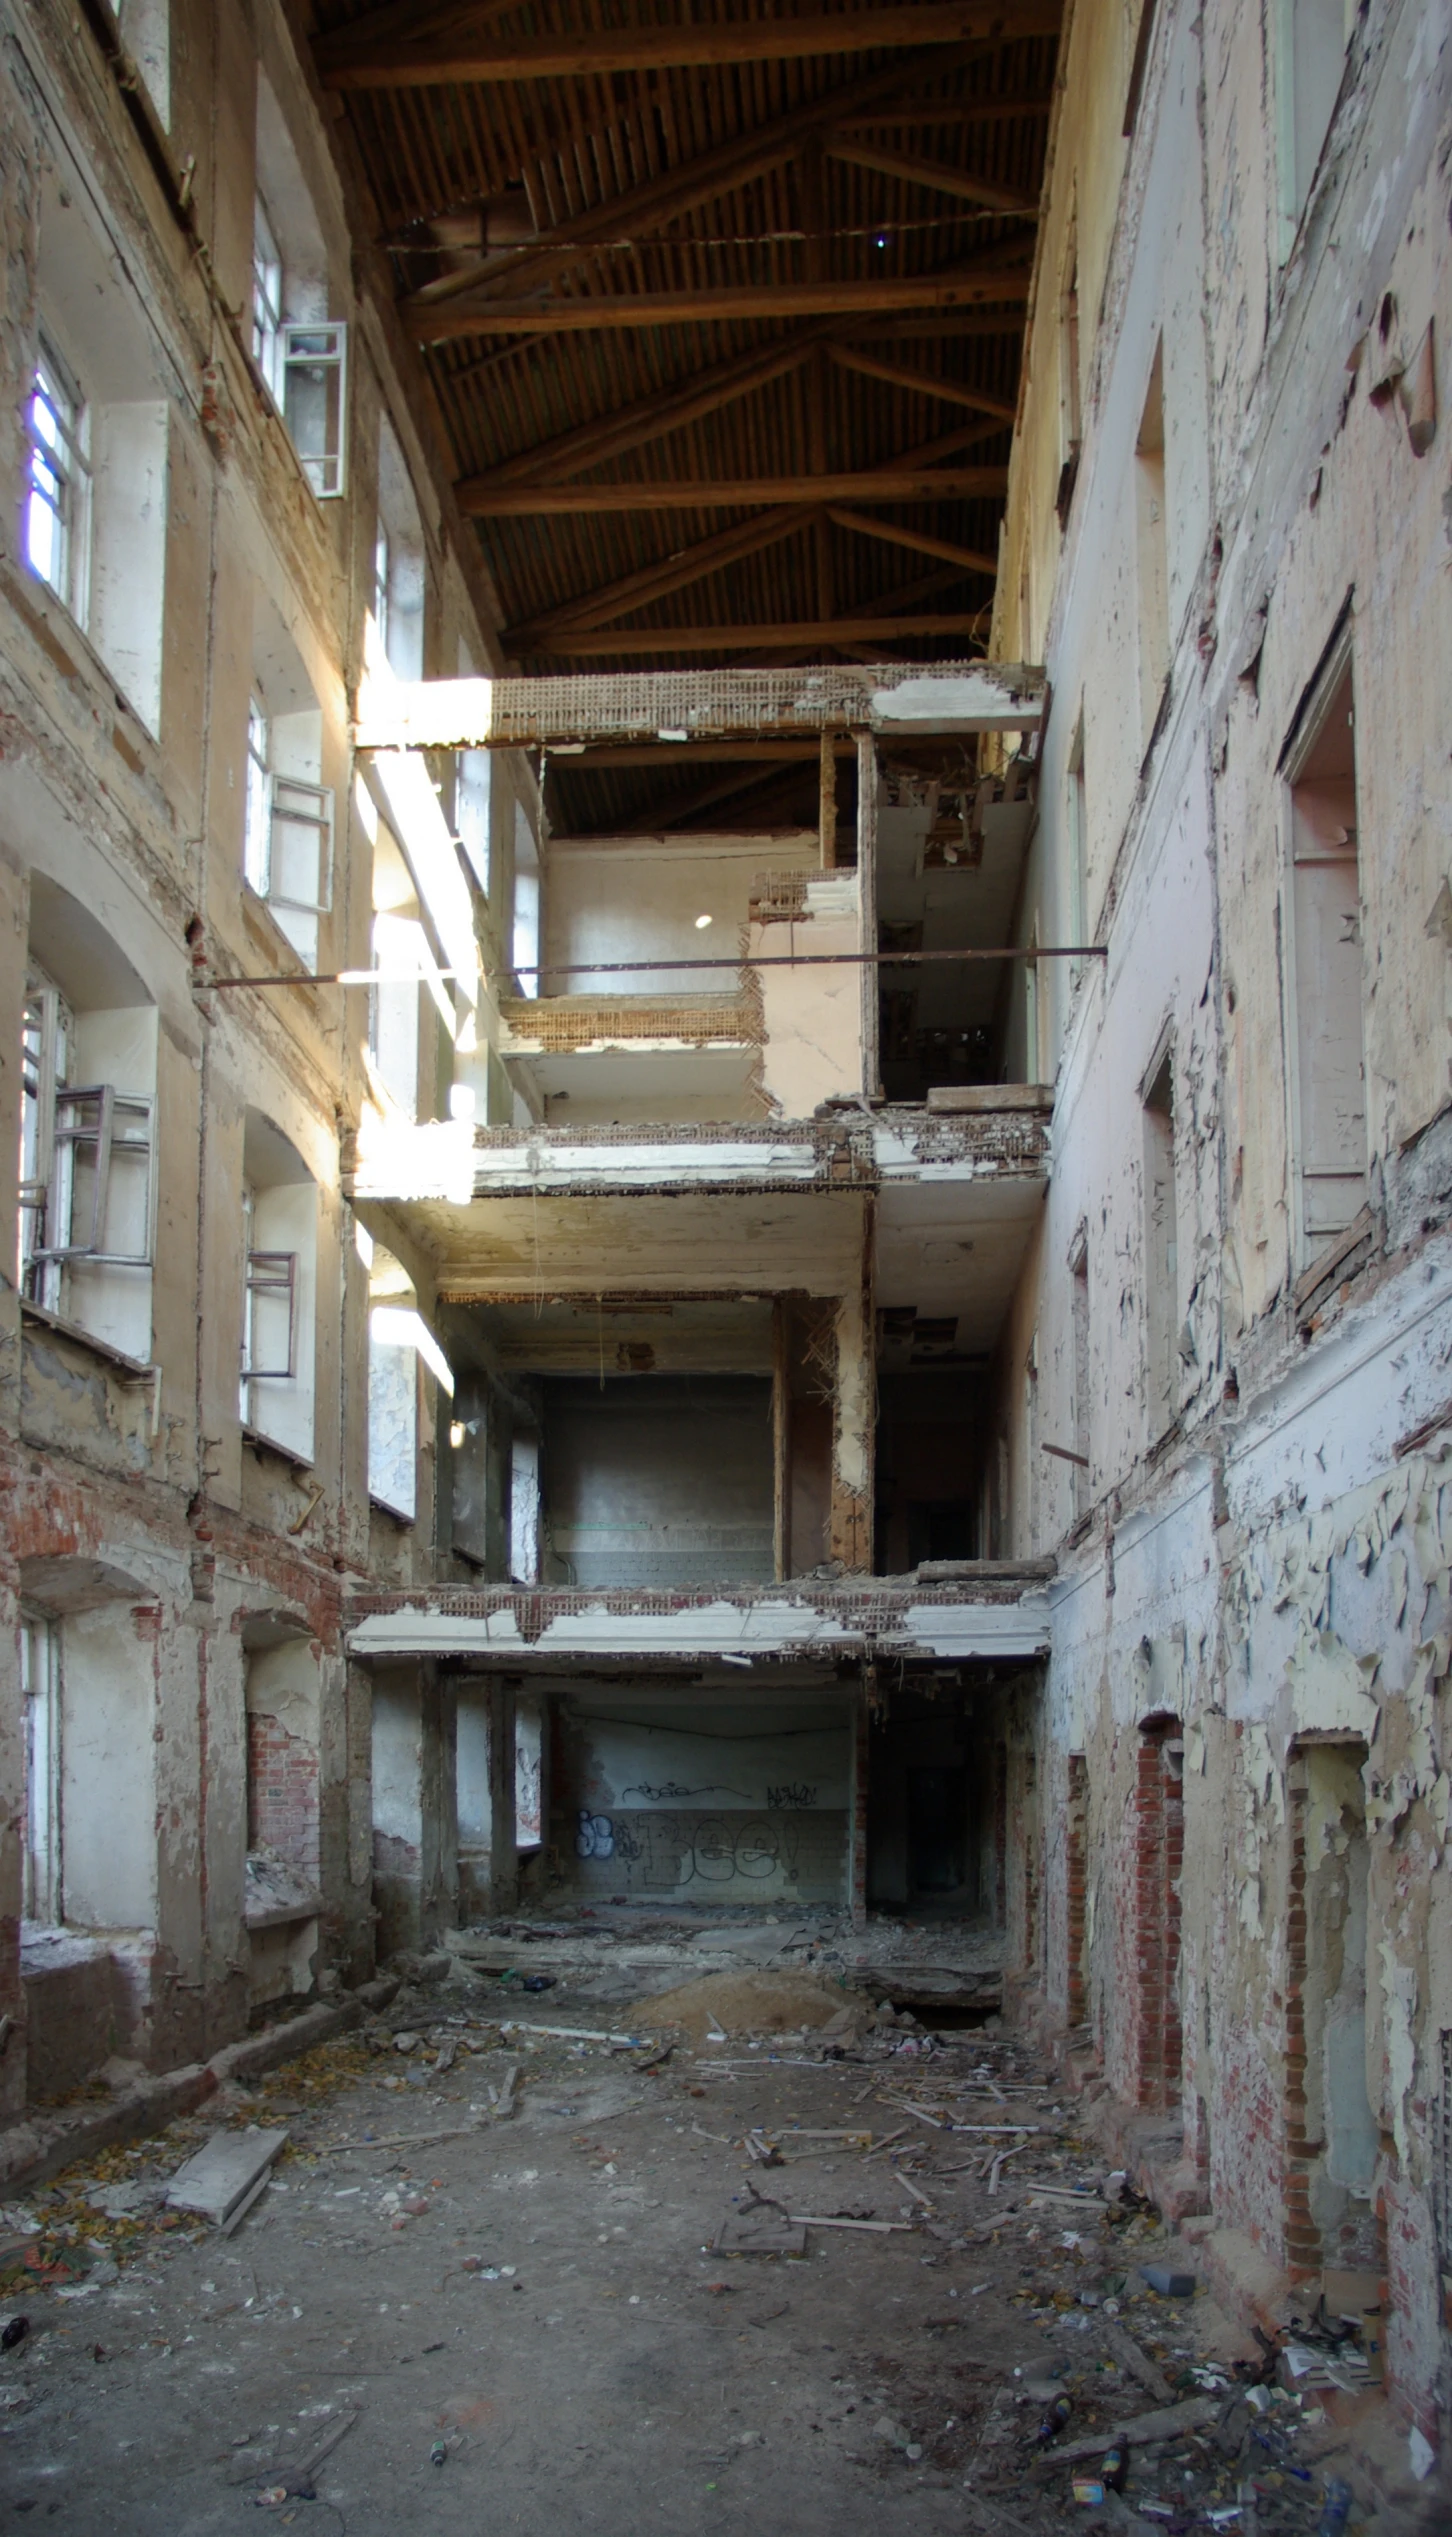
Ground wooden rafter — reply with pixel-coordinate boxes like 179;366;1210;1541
318;3;1063;90
826;341;1016;421
401;36;1013;312
463;337;822;493
460;467;1008;515
504;508;820;640
827;507;998;574
412;266;1032;343
825;136;1039;214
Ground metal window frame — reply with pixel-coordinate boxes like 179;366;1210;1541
19;983;65;1268
30;1083;155;1266
252;194;283;389
280;320;349;500
26;337;90;609
242;1247;299;1380
19;1608;61;1928
267;772;335;915
244;695;272;895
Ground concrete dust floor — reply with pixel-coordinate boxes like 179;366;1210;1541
0;1981;1382;2535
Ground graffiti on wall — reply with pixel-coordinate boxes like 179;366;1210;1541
574;1807;838;1887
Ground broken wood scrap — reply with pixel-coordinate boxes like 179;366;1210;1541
1023;2395;1216;2473
986;2139;1033;2195
494;2062;520;2120
1101;2315;1175;2405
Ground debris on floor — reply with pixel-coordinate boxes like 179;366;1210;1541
0;1951;1420;2532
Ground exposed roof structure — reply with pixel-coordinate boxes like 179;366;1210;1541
316;0;1061;831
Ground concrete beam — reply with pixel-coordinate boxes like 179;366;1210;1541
354;661;1045;753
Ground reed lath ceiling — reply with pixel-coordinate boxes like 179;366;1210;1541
313;2;1060;832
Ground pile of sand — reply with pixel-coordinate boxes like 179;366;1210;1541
633;1968;860;2046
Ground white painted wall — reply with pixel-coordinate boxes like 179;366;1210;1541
61;1604;157;1928
546;836;817;995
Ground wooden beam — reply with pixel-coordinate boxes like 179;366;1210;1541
827;341;1017;421
462;468;1007;514
836;90;1054;123
827;505;999;574
522;615;993;654
464;337;821;495
413;268;1032;343
402;38;1011;313
504;507;818;640
319;4;1064;90
826;136;1039;214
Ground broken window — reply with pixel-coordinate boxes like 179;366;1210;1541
374;416;425;677
20;960;156;1355
26;340;89;614
1285;649;1366;1263
116;0;169;126
239;1114;316;1462
1142;1045;1178;1440
512;799;541;996
1135;344;1169;750
1278;0;1356;250
254;73;347;498
29;166;170;733
20;1611;60;1927
245;597;333;971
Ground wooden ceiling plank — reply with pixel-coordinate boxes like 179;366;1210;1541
464;466;1007;514
504;505;820;637
826;339;1016;420
825;135;1039;214
466;333;822;492
414;268;1031;341
399;34;1028;311
318;5;1063;90
827;505;998;574
837;90;1054;124
525;614;993;653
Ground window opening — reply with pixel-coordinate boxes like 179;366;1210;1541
20;975;154;1310
1067;714;1088;983
281;323;347;500
513;800;541;997
1286;653;1365;1262
243;697;271;895
21;1611;61;1926
26;341;89;614
1070;1233;1091;1516
240;1191;299;1397
1279;0;1356;248
1142;1048;1177;1439
251;196;283;397
1135;344;1169;749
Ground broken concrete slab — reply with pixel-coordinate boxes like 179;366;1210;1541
712;2210;808;2257
165;2127;289;2226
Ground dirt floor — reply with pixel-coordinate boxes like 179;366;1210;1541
0;1948;1414;2534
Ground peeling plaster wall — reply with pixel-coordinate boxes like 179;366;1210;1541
0;0;502;2108
989;0;1452;2437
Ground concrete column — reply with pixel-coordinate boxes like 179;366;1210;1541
487;1677;518;1915
829;1204;875;1572
371;1659;458;1955
846;1684;870;1930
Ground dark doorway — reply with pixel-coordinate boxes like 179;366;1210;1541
908;1766;968;1892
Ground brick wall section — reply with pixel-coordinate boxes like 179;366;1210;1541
1281;1786;1321;2276
247;1711;320;1882
1066;1753;1089;2027
1131;1726;1184;2108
